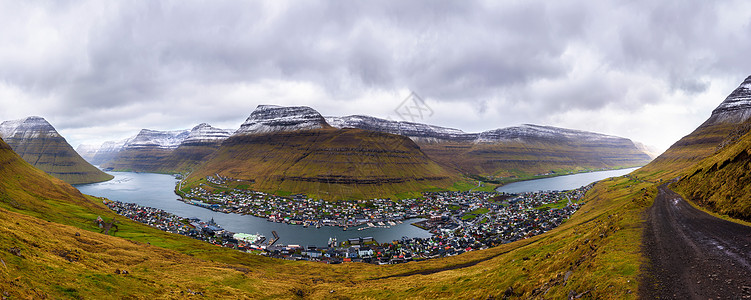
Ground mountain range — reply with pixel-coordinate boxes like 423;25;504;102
77;105;652;199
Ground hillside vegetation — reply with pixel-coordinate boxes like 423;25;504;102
672;120;751;220
2;135;113;184
184;128;457;200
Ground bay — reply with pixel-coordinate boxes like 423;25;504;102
495;167;640;194
75;172;431;247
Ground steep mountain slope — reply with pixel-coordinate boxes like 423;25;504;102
0;117;112;184
184;105;455;200
329;115;652;179
638;75;751;178
667;77;751;219
673;128;751;220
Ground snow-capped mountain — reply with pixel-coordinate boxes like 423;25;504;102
327;115;627;144
326;115;475;143
0;116;61;140
235;105;329;135
707;75;751;124
124;129;190;150
0;116;113;184
182;123;231;145
475;124;624;143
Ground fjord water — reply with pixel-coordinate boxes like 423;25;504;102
75;172;431;246
495;167;640;193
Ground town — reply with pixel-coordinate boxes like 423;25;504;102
102;174;591;264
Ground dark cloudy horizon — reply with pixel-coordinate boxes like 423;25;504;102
1;1;750;151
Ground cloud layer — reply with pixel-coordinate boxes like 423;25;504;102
1;0;750;151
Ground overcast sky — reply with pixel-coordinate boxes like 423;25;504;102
1;1;750;151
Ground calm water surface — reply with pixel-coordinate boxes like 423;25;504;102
75;172;431;247
495;167;640;193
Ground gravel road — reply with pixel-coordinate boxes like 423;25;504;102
642;184;751;299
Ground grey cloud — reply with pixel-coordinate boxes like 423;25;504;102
1;0;750;150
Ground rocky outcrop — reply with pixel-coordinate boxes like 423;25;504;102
0;116;113;184
235;105;329;135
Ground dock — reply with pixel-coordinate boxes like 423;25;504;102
268;230;279;246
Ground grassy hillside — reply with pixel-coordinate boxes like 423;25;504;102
672;120;751;220
184;128;457;200
2;135;113;184
419;138;651;180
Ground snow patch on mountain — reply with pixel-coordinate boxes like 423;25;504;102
710;75;751;124
327;116;624;144
124;129;190;149
182;123;231;145
326;115;472;142
0;116;61;140
235;105;328;135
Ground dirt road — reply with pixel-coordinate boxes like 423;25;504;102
642;184;751;299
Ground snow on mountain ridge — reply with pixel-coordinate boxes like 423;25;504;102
709;75;751;124
182;123;231;144
326;115;471;143
124;129;190;149
327;115;624;144
235;105;328;135
0;116;61;140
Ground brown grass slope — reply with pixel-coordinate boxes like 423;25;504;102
185;128;456;200
3;135;113;184
419;137;651;179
